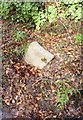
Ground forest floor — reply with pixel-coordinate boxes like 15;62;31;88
1;20;83;120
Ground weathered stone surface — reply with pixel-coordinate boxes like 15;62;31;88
24;42;54;69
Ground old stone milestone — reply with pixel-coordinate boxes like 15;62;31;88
24;42;54;69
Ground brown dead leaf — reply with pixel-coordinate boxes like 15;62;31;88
14;63;21;72
36;93;42;101
68;29;73;34
38;111;43;117
68;48;73;52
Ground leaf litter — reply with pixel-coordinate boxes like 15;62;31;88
1;21;83;120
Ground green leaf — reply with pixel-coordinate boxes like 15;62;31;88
74;34;83;44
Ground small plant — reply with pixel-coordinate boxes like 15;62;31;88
12;31;26;42
74;34;83;44
16;43;29;56
54;80;77;109
54;80;80;109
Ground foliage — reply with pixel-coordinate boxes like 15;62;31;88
55;80;80;109
66;4;81;22
59;2;82;22
0;2;11;19
46;5;57;23
1;2;82;30
32;5;57;30
12;30;27;42
62;0;82;4
21;2;39;23
1;2;43;29
54;80;79;109
32;11;46;30
74;34;83;44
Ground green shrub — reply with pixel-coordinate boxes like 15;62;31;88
46;5;57;23
1;2;11;19
0;2;58;30
1;2;44;29
74;34;83;44
1;2;82;30
59;2;82;22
